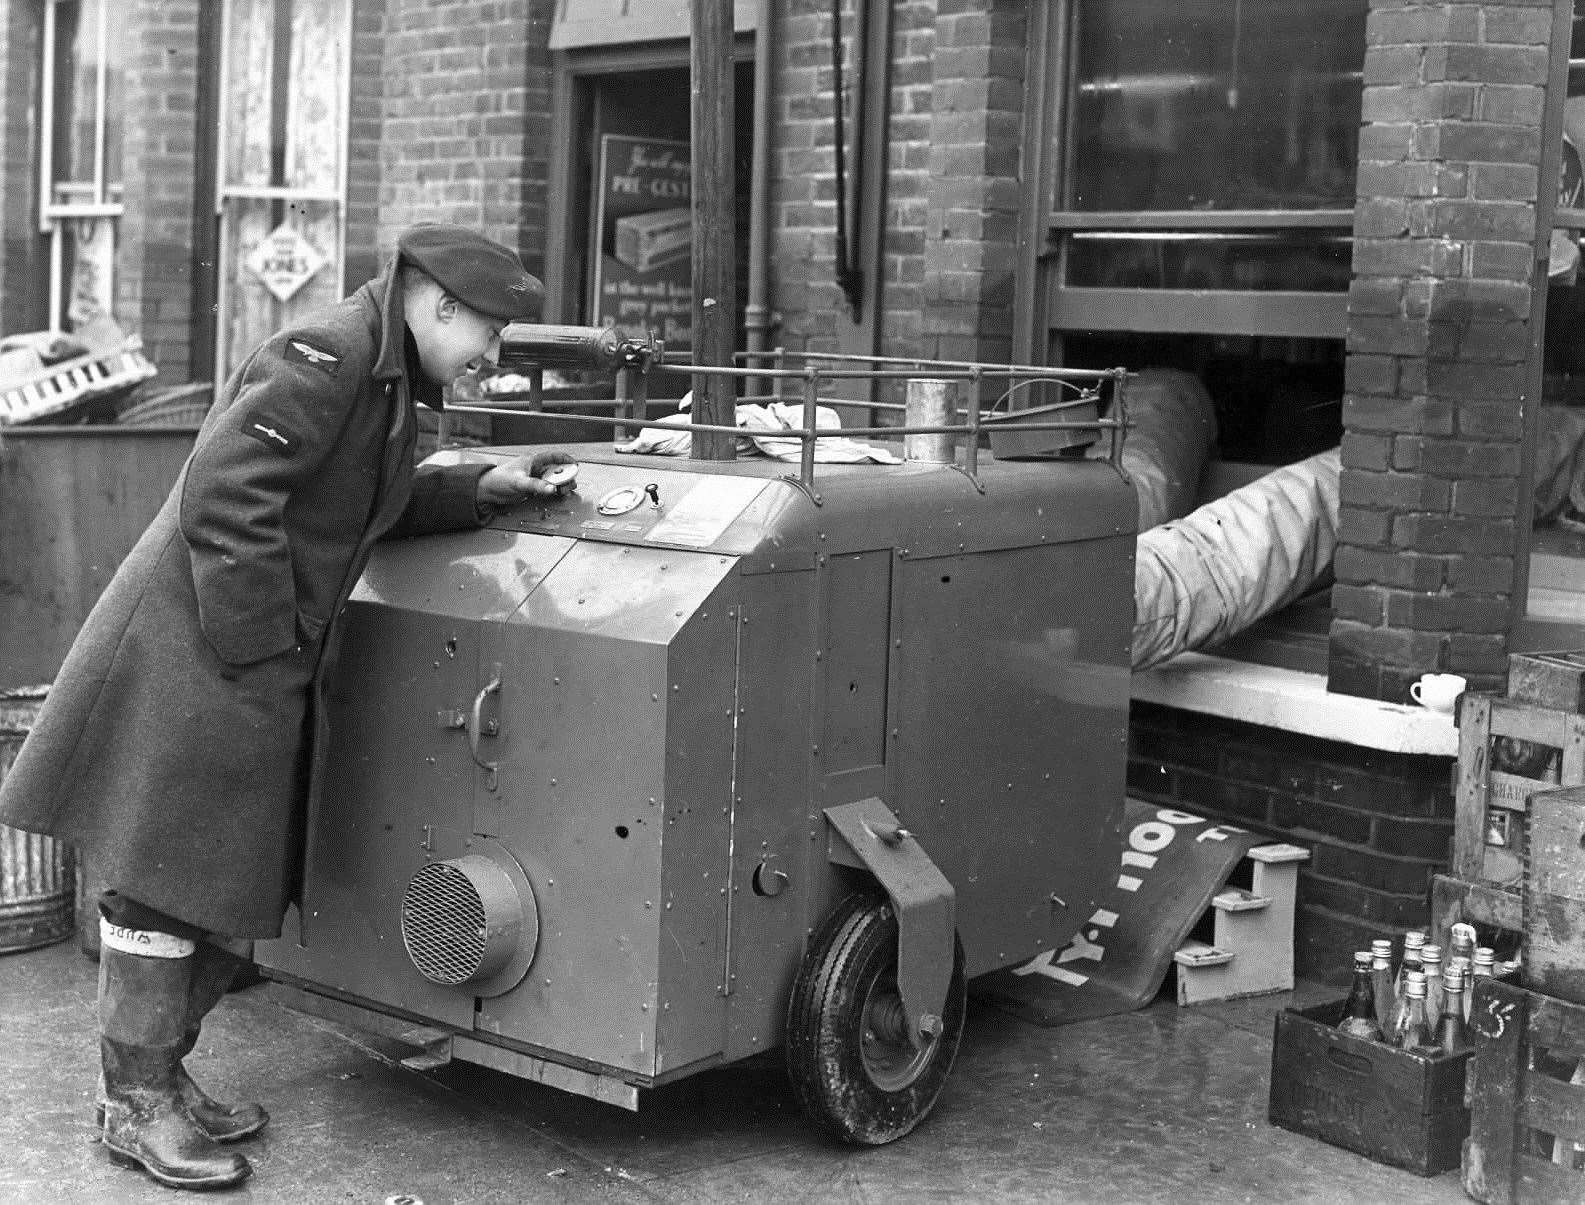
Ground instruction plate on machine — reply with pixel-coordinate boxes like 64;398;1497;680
645;478;766;547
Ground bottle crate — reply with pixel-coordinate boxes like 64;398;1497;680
1268;996;1474;1176
1463;977;1585;1204
1454;694;1585;901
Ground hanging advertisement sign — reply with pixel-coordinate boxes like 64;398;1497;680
245;223;327;303
591;134;692;351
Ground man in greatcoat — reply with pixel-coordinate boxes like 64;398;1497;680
0;224;572;1190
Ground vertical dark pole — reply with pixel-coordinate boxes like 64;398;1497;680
690;0;737;460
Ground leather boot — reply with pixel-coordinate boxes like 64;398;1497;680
95;939;269;1142
98;921;251;1190
174;941;269;1142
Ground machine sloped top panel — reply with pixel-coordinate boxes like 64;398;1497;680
438;446;1138;573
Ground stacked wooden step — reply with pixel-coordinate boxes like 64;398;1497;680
1173;842;1310;1005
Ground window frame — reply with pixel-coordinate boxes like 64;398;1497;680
38;0;125;332
1017;0;1359;365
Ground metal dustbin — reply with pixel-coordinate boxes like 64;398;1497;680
0;686;75;954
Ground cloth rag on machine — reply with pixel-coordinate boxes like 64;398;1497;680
615;395;902;464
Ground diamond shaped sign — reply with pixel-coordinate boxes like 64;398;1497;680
245;223;327;303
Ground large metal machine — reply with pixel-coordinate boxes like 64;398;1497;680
256;332;1137;1144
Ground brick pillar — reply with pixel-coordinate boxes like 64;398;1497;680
1329;0;1558;703
920;0;1026;367
118;1;202;381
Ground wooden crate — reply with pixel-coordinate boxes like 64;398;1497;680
1463;977;1585;1204
1509;651;1585;715
1525;787;1585;1007
1268;998;1474;1176
1455;694;1585;898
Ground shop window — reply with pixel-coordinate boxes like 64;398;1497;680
1039;0;1366;467
40;0;125;333
214;0;350;382
543;49;754;412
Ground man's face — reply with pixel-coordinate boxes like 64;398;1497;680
408;287;503;386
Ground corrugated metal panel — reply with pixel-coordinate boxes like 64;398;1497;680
548;0;757;50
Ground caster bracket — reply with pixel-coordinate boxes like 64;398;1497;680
825;798;955;1049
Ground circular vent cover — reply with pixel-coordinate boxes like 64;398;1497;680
400;845;537;997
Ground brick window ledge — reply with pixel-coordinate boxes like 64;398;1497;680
1131;652;1457;757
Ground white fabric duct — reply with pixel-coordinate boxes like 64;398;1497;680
1090;366;1219;531
1132;447;1342;672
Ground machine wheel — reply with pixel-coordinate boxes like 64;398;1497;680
785;890;966;1145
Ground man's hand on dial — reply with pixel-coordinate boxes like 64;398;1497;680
476;450;578;510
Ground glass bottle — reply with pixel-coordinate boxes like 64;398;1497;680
1395;930;1426;1003
1338;951;1385;1041
1436;967;1467;1054
1420;943;1445;1029
1389;973;1433;1050
1370;939;1395;1031
1449;922;1477;969
1449;956;1472;1024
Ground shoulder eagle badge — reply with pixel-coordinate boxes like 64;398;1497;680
285;338;341;376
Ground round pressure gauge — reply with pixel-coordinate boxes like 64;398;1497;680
597;485;646;516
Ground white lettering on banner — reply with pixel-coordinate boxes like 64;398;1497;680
1015;808;1223;990
1012;949;1089;986
1130;821;1178;854
1197;825;1243;843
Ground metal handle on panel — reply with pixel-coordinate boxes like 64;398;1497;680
467;671;502;791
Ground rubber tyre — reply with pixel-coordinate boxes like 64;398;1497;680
785;890;966;1145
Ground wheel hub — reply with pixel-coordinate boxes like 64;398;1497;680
860;975;935;1092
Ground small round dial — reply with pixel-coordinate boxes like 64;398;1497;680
597;485;646;516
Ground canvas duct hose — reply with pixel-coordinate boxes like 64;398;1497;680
1089;367;1218;531
1132;447;1342;672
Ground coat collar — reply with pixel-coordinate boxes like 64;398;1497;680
365;254;444;410
369;255;406;382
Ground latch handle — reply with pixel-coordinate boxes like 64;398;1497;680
467;670;502;791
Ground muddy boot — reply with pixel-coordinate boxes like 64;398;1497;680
175;941;269;1142
95;939;270;1142
98;921;251;1190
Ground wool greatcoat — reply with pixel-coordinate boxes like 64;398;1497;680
0;258;493;939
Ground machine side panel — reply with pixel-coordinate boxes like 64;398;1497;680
889;539;1132;979
653;575;744;1074
476;543;737;1077
257;532;574;1026
820;551;892;776
716;569;851;1063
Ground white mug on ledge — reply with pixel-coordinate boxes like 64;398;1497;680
1410;672;1467;713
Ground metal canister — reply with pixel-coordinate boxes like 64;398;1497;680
905;378;957;464
0;687;75;955
499;324;658;372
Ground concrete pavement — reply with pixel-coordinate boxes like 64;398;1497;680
1;937;1468;1203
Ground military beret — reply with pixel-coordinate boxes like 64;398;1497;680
397;224;543;322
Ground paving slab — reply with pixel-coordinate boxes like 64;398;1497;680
1;939;1468;1203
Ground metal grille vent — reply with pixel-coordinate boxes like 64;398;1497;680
402;861;493;986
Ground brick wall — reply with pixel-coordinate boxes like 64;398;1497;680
920;0;1025;370
376;0;555;282
117;0;201;382
345;0;388;292
1129;702;1456;984
1330;0;1558;703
